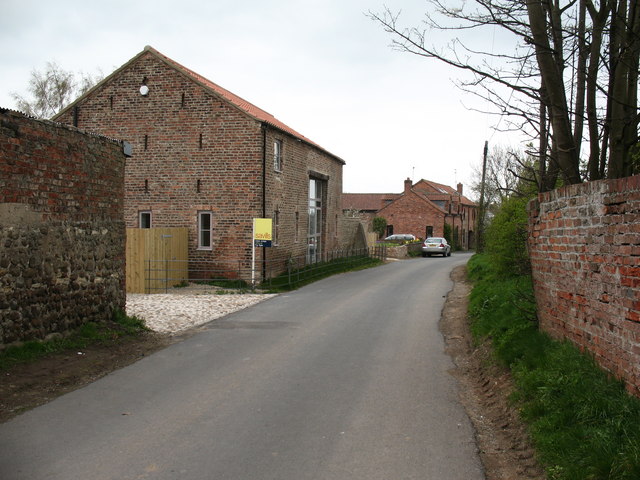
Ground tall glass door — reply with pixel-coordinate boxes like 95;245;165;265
308;178;323;263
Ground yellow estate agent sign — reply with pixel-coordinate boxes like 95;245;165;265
253;218;272;247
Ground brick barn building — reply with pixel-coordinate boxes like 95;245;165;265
343;178;477;250
55;46;345;282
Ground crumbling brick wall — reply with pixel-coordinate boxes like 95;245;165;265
528;175;640;395
0;109;126;346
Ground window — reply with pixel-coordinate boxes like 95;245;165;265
295;211;299;243
198;211;213;250
308;178;323;263
426;225;433;238
274;139;282;171
139;211;152;228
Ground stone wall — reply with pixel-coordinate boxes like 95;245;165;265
339;217;368;250
528;175;640;395
0;109;126;347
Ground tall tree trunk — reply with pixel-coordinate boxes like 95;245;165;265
573;0;587;160
527;0;582;184
586;0;609;180
607;0;640;178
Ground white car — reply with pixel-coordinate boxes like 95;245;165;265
421;237;451;257
384;234;416;242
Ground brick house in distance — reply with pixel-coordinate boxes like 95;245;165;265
55;46;345;282
343;178;477;250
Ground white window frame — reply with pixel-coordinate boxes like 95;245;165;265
274;139;282;172
139;211;152;229
198;211;213;250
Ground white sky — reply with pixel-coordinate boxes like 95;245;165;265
1;0;519;197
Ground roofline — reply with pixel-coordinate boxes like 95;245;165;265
378;189;448;215
54;46;345;165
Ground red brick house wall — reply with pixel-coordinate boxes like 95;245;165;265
373;178;477;247
412;179;477;249
0;109;126;345
378;190;446;239
55;47;344;281
528;175;640;396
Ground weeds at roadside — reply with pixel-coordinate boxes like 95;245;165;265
0;310;149;371
468;253;640;480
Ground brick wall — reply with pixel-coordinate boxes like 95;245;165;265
528;175;640;395
264;127;343;274
0;109;126;346
55;53;264;270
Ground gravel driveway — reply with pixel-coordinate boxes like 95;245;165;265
126;285;277;333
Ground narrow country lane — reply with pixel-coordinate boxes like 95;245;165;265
0;253;483;480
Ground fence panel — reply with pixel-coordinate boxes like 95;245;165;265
141;246;387;293
126;228;189;293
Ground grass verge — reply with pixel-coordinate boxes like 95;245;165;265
467;254;640;480
0;310;148;371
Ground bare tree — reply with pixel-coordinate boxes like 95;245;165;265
369;0;640;188
11;62;103;119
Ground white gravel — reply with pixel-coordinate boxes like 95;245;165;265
126;291;277;334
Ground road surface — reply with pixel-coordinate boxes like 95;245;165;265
0;253;484;479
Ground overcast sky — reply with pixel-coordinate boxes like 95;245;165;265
2;0;518;196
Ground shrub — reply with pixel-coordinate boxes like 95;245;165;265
484;195;531;277
373;217;387;239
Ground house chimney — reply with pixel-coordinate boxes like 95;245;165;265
457;182;463;195
404;178;412;194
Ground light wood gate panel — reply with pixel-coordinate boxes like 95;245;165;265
126;228;189;293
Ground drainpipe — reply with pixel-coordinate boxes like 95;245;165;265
262;124;267;217
261;124;267;281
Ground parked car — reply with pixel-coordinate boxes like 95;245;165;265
384;234;416;242
422;237;451;257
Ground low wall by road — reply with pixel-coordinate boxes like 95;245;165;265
528;175;640;395
0;109;127;346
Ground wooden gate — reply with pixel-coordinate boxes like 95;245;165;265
126;228;189;293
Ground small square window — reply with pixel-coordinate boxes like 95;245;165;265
274;139;282;171
198;211;213;250
139;211;152;228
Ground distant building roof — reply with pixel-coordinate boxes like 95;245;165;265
344;178;477;213
342;193;400;212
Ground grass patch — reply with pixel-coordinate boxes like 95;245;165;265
0;309;149;371
200;278;250;289
468;253;640;480
264;255;383;292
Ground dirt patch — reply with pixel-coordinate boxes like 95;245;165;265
441;265;546;480
0;330;174;423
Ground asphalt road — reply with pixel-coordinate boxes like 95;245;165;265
0;253;484;480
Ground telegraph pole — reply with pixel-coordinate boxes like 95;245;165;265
477;141;488;253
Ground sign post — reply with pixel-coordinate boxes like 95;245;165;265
252;218;272;286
